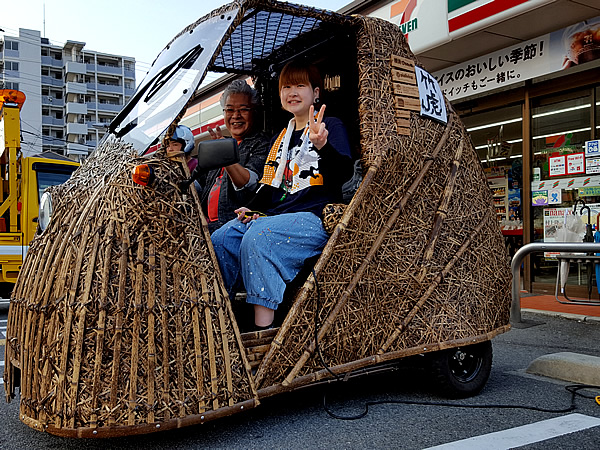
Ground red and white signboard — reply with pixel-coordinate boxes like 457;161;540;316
567;152;585;175
549;155;566;177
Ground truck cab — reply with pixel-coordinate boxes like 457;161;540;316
0;90;79;297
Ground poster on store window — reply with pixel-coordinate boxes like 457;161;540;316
586;157;600;174
586;140;600;157
567;152;585;175
549;155;566;177
532;190;548;206
543;204;600;257
548;189;562;204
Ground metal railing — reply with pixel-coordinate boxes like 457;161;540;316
511;242;600;323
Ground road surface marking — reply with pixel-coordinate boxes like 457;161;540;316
426;414;600;449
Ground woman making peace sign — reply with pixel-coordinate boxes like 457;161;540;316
211;61;354;330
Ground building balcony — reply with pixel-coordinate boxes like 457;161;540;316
96;64;122;75
96;83;123;94
124;69;135;79
66;143;90;155
125;87;135;96
96;102;122;112
65;81;87;95
42;116;65;126
66;122;88;135
65;61;87;75
41;76;64;87
41;97;65;107
42;136;63;147
4;49;19;58
66;102;88;115
41;56;63;68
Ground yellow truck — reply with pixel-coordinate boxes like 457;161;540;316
0;89;79;303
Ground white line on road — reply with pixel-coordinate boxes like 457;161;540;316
425;413;600;450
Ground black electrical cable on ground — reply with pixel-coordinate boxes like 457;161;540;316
310;270;598;420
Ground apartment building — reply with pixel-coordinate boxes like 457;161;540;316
0;28;135;160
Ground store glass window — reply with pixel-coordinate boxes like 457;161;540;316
462;104;523;257
531;89;595;286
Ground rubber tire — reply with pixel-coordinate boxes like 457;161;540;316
430;340;493;399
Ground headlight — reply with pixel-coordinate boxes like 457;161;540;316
39;191;53;233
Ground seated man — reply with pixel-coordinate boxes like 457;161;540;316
197;80;270;233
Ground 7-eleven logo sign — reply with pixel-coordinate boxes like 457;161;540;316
448;0;531;33
391;0;417;22
390;0;419;35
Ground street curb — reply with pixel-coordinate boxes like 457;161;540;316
526;352;600;386
521;308;600;324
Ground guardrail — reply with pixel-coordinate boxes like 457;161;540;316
511;242;600;324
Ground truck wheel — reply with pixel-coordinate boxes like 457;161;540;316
430;340;492;398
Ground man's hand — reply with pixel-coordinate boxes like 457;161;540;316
208;126;224;140
308;104;328;150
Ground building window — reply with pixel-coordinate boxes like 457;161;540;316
5;61;19;71
5;41;19;51
4;82;19;90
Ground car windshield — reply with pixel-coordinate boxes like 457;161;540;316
108;8;239;154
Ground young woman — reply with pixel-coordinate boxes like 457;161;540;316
211;61;354;329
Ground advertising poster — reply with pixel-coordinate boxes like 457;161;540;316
532;190;548;206
585;140;600;157
507;188;521;220
543;204;600;257
586;157;600;174
549;155;566;177
548;189;562;204
567;152;585;175
435;15;600;101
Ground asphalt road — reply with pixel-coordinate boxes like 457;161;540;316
1;310;600;449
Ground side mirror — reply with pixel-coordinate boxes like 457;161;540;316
196;138;239;171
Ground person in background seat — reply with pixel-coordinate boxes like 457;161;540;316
196;80;270;233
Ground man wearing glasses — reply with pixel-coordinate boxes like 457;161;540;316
199;80;270;233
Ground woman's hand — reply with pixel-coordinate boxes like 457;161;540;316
208;126;224;140
234;207;261;223
309;104;328;150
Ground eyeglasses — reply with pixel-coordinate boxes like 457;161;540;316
223;107;252;116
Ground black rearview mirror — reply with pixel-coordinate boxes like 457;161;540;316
196;138;239;171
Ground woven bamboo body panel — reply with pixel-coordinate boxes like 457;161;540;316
254;16;511;389
4;140;257;436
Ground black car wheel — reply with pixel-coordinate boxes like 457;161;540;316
430;340;492;398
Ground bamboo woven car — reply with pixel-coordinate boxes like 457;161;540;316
4;0;511;438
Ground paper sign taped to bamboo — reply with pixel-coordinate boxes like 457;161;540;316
415;66;447;124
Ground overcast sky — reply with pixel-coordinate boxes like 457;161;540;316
1;0;350;82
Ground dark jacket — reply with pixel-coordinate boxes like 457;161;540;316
198;131;270;233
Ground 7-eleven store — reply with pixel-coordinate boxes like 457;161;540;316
180;0;600;297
